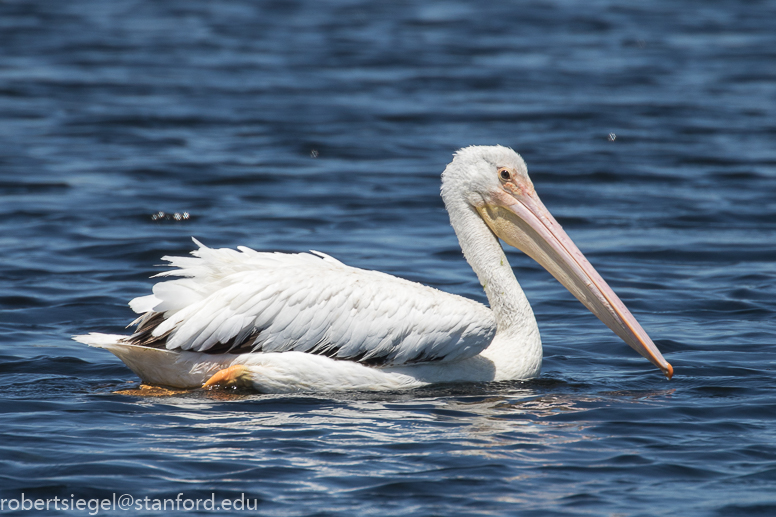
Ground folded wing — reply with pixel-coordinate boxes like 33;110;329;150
127;240;496;367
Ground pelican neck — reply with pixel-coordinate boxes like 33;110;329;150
446;200;535;336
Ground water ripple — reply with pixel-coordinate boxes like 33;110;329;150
2;0;776;515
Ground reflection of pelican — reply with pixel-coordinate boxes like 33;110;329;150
76;146;671;392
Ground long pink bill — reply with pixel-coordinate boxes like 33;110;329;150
487;187;673;379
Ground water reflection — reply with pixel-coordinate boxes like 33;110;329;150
108;382;676;472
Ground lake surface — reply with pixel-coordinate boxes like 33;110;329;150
2;0;776;515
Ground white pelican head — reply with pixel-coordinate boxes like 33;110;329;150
442;145;673;379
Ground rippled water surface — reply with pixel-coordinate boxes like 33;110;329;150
2;0;776;515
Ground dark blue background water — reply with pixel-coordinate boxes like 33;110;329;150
2;1;775;515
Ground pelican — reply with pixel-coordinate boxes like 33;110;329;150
75;145;672;392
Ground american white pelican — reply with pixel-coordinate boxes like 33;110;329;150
75;145;672;392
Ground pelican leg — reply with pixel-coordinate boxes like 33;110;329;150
202;365;251;388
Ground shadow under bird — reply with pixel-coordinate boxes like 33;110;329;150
75;145;672;392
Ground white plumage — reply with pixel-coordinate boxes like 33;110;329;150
132;241;495;365
75;145;672;392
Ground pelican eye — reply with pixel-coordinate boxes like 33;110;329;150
498;168;511;181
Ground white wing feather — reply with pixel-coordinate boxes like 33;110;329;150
130;239;496;366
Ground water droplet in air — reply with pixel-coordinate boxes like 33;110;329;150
150;211;191;222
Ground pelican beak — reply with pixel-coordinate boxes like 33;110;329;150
479;183;673;379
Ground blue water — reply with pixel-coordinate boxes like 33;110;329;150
2;0;776;515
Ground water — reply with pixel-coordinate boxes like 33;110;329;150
1;0;775;515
